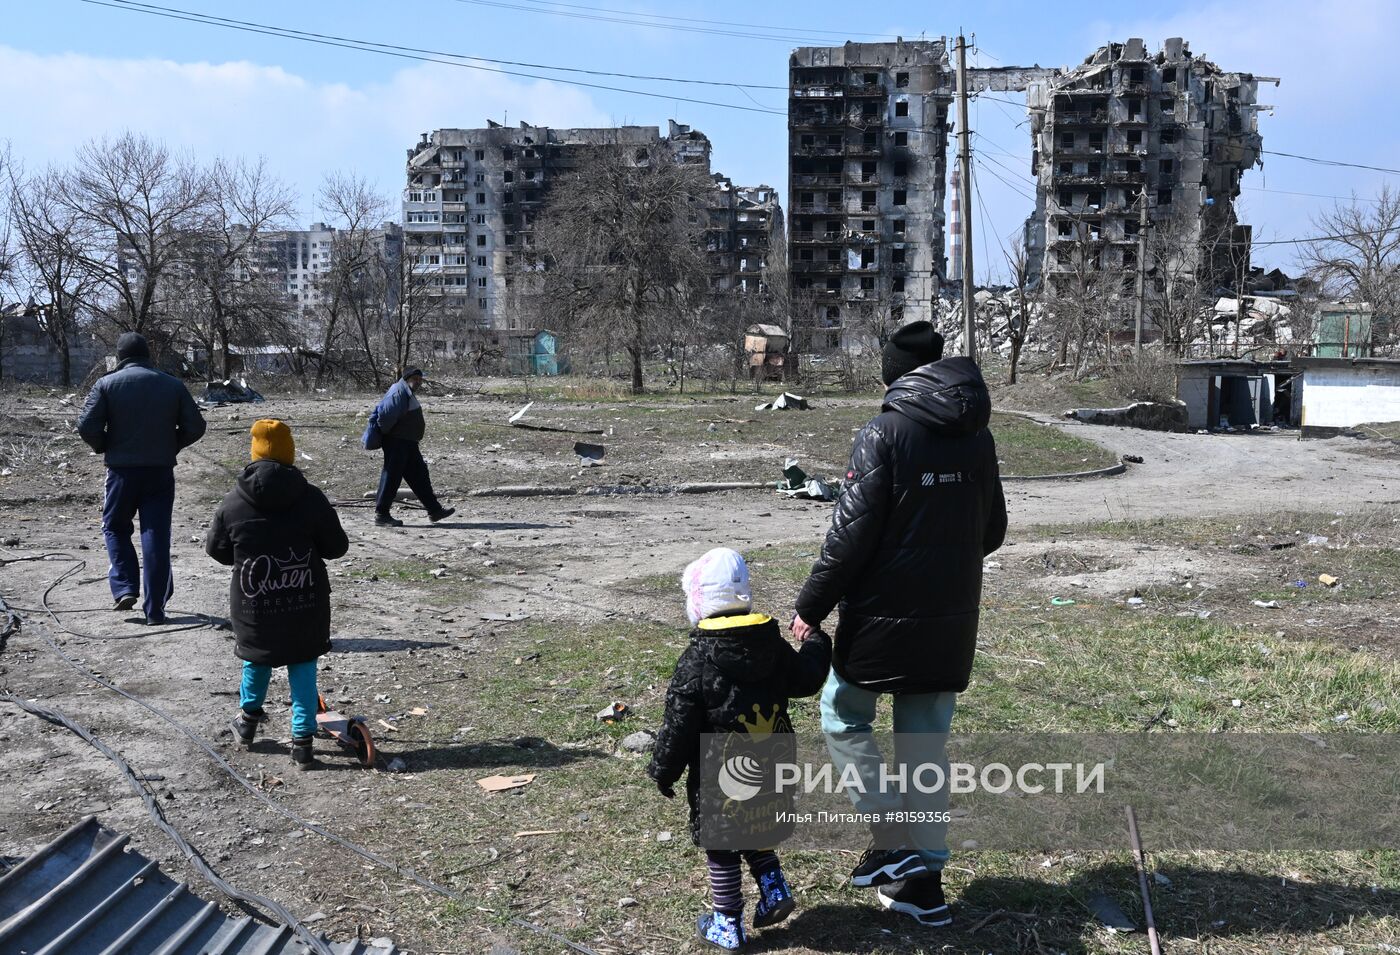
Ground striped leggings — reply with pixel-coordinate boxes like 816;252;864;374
704;849;780;914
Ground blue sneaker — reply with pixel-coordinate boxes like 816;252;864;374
697;910;746;950
753;869;796;928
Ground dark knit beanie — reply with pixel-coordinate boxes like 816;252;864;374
402;367;424;381
881;321;944;385
116;332;150;362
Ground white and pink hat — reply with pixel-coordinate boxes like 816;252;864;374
681;547;752;625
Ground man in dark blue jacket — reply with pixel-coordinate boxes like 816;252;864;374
791;322;1006;928
76;332;207;623
365;367;454;527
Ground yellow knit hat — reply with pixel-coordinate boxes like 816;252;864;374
250;419;295;466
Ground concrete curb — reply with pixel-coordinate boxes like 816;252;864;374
466;481;769;498
1003;459;1128;482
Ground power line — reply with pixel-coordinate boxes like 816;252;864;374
78;0;786;114
470;0;909;41
1244;186;1383;204
1263;150;1400;178
451;0;890;45
1252;225;1400;247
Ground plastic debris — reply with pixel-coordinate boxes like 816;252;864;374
1307;535;1330;546
776;459;837;501
508;402;534;424
1318;574;1339;587
1086;891;1138;932
1126;596;1145;606
596;701;630;723
477;773;537;792
1252;600;1281;609
1050;597;1076;606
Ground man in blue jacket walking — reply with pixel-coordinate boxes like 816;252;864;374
76;333;207;624
366;367;454;527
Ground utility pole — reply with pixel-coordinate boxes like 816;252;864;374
1133;190;1148;356
955;33;976;358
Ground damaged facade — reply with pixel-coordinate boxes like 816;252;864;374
707;176;784;296
788;40;951;350
405;121;779;354
1024;38;1276;333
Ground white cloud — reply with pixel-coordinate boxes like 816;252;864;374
0;46;610;220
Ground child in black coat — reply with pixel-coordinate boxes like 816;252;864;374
647;547;831;950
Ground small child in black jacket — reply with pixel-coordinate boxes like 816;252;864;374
647;547;831;950
205;420;349;770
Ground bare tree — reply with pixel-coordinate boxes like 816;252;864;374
533;146;713;393
1302;187;1400;351
7;163;101;387
60;133;210;342
1044;229;1119;377
385;235;452;378
185;158;297;379
312;173;392;387
1004;241;1036;384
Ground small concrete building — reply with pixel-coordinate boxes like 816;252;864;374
1296;357;1400;436
1176;358;1295;430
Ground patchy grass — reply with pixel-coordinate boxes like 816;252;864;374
991;413;1119;476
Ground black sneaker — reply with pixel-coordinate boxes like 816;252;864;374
230;708;267;749
113;594;137;612
374;513;404;528
428;507;456;523
291;736;318;771
144;613;167;626
850;847;928;888
877;873;952;927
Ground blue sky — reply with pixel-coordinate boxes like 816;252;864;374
4;0;1397;279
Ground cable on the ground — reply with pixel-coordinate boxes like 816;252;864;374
0;695;336;955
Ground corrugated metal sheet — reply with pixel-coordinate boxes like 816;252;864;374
0;817;398;955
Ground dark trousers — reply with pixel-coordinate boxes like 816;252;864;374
375;437;441;515
102;466;176;620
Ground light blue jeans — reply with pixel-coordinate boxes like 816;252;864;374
820;668;957;871
240;660;319;739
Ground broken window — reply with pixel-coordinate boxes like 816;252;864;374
635;148;649;163
893;160;908;177
892;276;905;292
862;161;877;181
476;255;487;266
1162;67;1177;84
896;72;909;88
895;100;909;117
477;234;487;246
800;249;814;261
862;103;878;118
827;305;841;320
1058;161;1074;175
1158;188;1173;205
1160;128;1179;144
861;219;875;231
827;191;840;203
1127;98;1143;120
1089;132;1104;150
862;190;876;209
890;305;903;322
801;134;815;147
1160;98;1174;114
1129;67;1145;84
503;148;514;159
893;189;907;205
826;278;840;291
1058;188;1073;207
863;72;878;85
861;275;875;290
476;192;486;203
1160;158;1174;175
1060;132;1076;149
474;149;485;160
1088;190;1103;209
827;248;841;262
892;218;906;235
1127;130;1143;146
860;248;875;267
1057;219;1074;237
504;171;514;183
1088;162;1101;176
862;132;877;148
892;247;906;264
1123;248;1136;267
894;131;908;146
1126;159;1141;173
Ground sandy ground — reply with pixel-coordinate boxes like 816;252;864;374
2;391;1398;952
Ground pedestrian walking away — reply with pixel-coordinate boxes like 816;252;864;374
205;419;350;771
791;321;1007;928
75;332;206;624
362;367;455;527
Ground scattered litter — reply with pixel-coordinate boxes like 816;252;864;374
618;897;639;909
477;773;537;793
1050;597;1076;606
1307;535;1330;546
1318;574;1339;587
1293;580;1309;588
1122;454;1145;464
374;694;392;704
1126;596;1144;606
596;702;630;723
376;719;399;733
481;611;530;623
1334;712;1351;724
1252;600;1281;609
430;568;449;578
755;392;809;412
299;451;313;462
1231;699;1242;708
776;458;837;502
621;730;657;753
386;757;409;774
1268;540;1297;551
1086;891;1138;932
201;379;264;404
656;831;673;843
574;442;605;467
508;402;534;424
515;829;564;838
983;560;1001;570
409;707;428;716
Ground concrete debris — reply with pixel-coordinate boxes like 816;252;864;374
1065;402;1188;432
620;730;657;754
776;459;837;501
202;379;265;405
1086;890;1137;932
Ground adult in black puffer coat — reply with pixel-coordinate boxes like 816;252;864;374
790;322;1006;920
205;420;349;769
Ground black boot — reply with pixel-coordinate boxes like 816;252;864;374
291;736;318;771
230;708;266;750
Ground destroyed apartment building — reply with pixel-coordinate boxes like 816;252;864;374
787;40;1055;352
1024;38;1277;335
404;121;781;357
